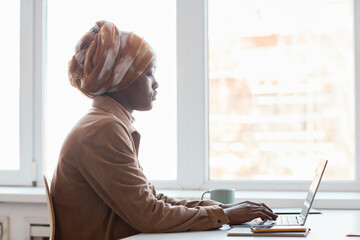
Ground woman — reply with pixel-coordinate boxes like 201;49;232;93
51;20;277;240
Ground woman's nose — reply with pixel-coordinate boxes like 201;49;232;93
153;79;159;89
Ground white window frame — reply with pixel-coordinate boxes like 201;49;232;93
5;0;360;191
151;0;360;192
0;0;36;186
0;0;46;186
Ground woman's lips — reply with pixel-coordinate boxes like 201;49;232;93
152;91;157;100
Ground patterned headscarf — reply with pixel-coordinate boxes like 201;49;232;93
68;20;155;98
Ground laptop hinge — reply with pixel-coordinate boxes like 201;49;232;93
299;215;305;225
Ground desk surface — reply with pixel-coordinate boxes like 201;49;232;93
123;210;360;239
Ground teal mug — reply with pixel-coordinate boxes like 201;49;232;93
201;188;235;204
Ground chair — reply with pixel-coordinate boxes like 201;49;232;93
43;175;55;240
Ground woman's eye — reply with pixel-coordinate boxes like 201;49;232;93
147;72;154;77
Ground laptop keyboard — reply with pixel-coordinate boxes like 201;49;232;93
259;215;300;226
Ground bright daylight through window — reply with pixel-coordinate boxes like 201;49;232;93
208;0;355;181
0;0;20;170
46;0;177;180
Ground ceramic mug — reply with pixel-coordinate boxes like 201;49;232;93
201;188;235;204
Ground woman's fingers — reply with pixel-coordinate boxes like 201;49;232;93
253;211;275;221
261;203;274;213
224;201;278;224
242;201;274;212
250;205;278;220
256;208;278;220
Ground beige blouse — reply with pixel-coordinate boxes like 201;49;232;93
51;95;229;240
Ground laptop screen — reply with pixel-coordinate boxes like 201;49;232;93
300;159;328;221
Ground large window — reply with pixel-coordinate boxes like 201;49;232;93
2;0;360;193
0;0;20;171
46;0;177;180
208;0;355;181
0;0;34;185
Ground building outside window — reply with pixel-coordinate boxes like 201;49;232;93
208;0;355;181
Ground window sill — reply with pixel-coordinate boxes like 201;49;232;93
0;187;359;209
0;187;46;203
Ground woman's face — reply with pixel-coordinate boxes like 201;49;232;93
125;58;159;111
106;58;159;112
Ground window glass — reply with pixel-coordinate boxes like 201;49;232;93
0;0;20;170
46;0;177;180
208;0;355;180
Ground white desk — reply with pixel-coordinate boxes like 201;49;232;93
123;210;360;239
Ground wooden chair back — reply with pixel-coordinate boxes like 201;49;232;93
43;175;55;240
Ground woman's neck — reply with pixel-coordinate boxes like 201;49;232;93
104;92;134;114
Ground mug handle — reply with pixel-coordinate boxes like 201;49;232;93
201;190;211;200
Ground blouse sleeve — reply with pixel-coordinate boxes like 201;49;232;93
148;183;222;208
77;119;229;233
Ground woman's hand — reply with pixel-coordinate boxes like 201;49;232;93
222;201;278;225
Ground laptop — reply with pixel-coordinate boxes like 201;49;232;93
243;159;328;226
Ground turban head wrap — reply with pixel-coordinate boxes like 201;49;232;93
68;20;155;98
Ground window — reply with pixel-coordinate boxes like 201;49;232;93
208;0;355;181
3;0;360;193
0;0;33;185
175;0;360;191
0;0;20;171
46;0;177;180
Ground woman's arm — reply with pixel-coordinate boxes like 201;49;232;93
78;120;228;233
148;183;222;208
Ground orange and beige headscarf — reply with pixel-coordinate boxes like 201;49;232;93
68;20;155;98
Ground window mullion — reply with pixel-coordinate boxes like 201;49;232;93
177;0;208;189
354;0;360;189
18;0;34;186
16;0;34;185
33;0;47;187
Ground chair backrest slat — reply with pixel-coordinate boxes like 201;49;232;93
43;175;55;240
